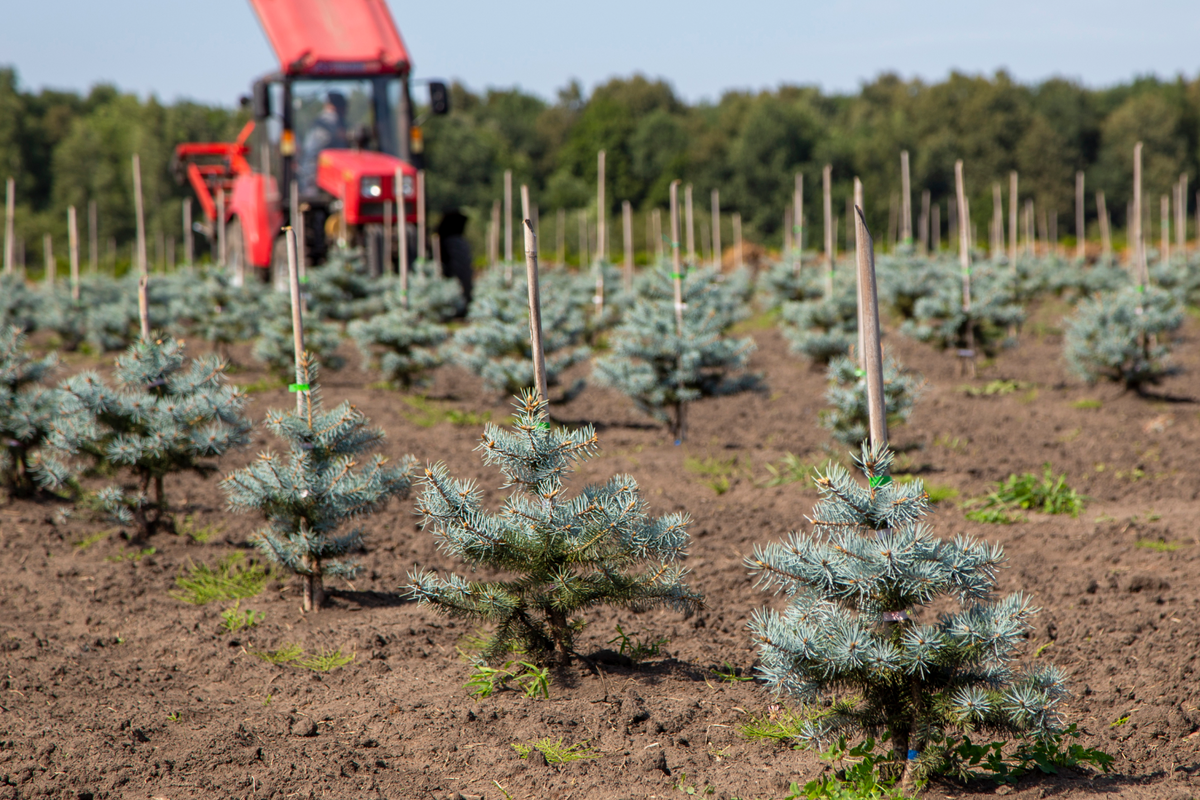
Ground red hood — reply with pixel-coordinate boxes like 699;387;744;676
249;0;410;75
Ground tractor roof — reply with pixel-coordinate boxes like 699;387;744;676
249;0;410;77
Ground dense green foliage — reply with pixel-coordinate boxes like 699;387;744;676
0;326;62;493
5;66;1200;272
407;391;703;665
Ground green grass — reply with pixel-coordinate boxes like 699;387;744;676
400;395;491;428
512;737;600;764
712;662;753;682
465;660;551;699
965;464;1084;523
1135;539;1187;552
685;455;745;495
105;546;155;563
239;376;286;395
730;308;780;334
251;643;355;672
175;514;223;543
760;453;823;488
220;601;264;633
170;552;276;605
893;475;959;504
1072;398;1103;409
72;529;111;551
607;624;668;663
957;379;1034;397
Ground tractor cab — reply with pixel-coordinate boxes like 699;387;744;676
174;0;446;284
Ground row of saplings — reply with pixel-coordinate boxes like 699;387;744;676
0;281;1110;799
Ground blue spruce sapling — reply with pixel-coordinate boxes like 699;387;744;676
0;326;63;494
41;334;252;536
1063;284;1182;390
820;353;922;447
222;354;415;611
407;390;702;665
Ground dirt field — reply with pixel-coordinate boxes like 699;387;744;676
3;302;1199;800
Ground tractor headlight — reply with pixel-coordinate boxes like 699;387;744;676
401;174;415;199
360;176;383;199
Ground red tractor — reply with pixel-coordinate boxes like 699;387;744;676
174;0;447;283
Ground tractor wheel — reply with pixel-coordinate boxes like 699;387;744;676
224;217;246;286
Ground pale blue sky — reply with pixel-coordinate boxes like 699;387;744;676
2;0;1198;105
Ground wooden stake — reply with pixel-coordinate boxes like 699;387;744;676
137;275;150;340
992;183;1003;257
132;154;148;277
285;227;305;414
417;170;427;262
382;199;391;273
68;205;80;300
1008;172;1018;267
1133;142;1147;287
900;150;912;243
503;169;513;264
622;200;633;292
733;212;743;269
823;164;833;299
1097;191;1111;261
399;173;410;308
556;207;566;266
1075;171;1085;260
685;184;695;266
523;219;548;404
854;205;887;450
954;161;971;314
3;177;13;275
182;199;192;266
217;188;227;270
1161;194;1170;263
1179;174;1188;252
1024;199;1034;257
711;189;721;268
43;234;54;287
931;203;940;252
854;177;865;368
793;173;803;272
597;151;606;262
669;180;686;443
919;189;931;254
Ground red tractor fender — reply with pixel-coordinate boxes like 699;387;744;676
229;171;284;268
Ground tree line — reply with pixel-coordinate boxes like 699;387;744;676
2;65;1198;268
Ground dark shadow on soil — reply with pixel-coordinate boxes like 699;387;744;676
328;589;411;609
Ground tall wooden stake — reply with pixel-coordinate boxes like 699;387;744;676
622;200;633;293
733;212;744;269
854;178;865;368
68;205;80;300
137;275;150;340
1008;172;1018;266
954;160;974;375
685;184;695;266
669;180;686;443
523;219;548;404
992;183;1004;257
931;203;940;252
417;169;427;262
900;150;912;244
793;173;803;272
711;189;721;268
823;164;833;299
919;189;930;254
87;199;98;272
1133;142;1147;287
503;169;513;264
1097;191;1112;261
285;227;305;414
132;154;148;277
1179;174;1188;252
854;205;887;450
43;234;55;287
182;199;192;266
399;172;410;308
556;207;566;266
596;151;606;262
1075;171;1086;260
1161;194;1170;263
3;177;13;275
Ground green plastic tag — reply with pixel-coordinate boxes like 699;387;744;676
299;275;309;284
288;383;310;392
869;475;892;488
1136;284;1146;293
670;273;683;279
535;422;550;430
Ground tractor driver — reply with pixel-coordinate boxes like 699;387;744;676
299;91;349;194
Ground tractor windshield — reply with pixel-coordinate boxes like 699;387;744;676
291;77;402;193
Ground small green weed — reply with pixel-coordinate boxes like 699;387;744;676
957;379;1033;397
675;771;717;796
685;455;745;494
466;660;550;699
72;529;111;550
296;646;355;672
966;464;1083;523
220;601;264;633
741;705;839;745
176;514;223;543
939;725;1112;785
166;711;181;723
239;376;285;394
713;662;753;682
1111;715;1130;727
512;737;600;764
1072;398;1103;409
254;643;303;665
796;737;909;799
608;624;668;663
933;434;968;453
761;453;821;487
105;546;155;563
1135;539;1187;552
1033;641;1053;658
170;552;275;605
401;395;490;428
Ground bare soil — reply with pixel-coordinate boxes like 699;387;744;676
3;303;1200;800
